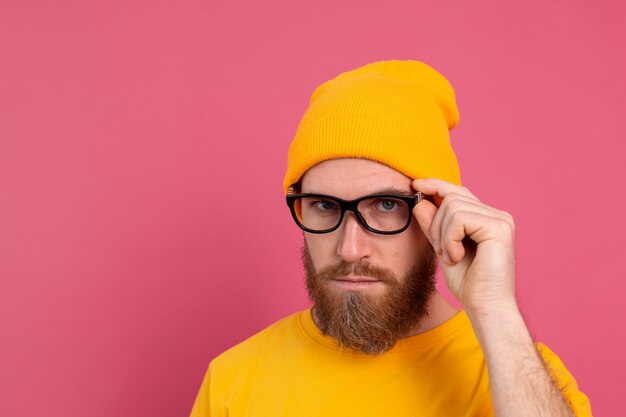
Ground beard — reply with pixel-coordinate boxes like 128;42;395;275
303;242;438;355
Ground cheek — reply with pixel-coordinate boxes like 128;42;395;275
390;238;415;261
304;234;336;266
390;226;427;263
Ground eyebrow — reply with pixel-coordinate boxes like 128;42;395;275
303;187;415;197
370;187;415;196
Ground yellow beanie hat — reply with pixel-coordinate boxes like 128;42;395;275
283;59;461;193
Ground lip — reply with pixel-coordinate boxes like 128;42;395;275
334;275;379;283
330;276;382;289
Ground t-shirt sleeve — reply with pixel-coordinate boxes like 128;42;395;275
535;342;593;417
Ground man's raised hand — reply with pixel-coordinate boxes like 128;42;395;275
412;178;517;315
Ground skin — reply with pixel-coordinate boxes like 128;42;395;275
301;158;575;417
300;158;458;335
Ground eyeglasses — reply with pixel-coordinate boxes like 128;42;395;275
286;189;423;235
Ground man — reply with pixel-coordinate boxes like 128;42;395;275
191;60;592;416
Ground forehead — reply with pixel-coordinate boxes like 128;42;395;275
300;158;413;198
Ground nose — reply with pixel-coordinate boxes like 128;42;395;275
336;211;372;263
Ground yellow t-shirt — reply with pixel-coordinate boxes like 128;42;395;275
191;309;592;416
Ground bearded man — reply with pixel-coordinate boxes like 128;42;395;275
190;60;592;417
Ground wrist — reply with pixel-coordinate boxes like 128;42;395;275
465;300;535;355
464;296;519;321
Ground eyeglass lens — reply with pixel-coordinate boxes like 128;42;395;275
293;196;411;232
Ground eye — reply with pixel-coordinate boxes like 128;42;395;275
373;199;401;212
312;200;339;211
381;200;396;211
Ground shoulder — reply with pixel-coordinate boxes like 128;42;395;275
191;312;304;417
535;342;593;417
210;309;306;373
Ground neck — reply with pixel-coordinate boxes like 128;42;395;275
404;291;459;337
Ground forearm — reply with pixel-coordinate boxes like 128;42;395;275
466;302;574;417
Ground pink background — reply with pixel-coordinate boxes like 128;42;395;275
1;1;624;415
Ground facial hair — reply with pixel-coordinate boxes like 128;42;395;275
303;242;438;355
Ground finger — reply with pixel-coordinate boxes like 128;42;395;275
439;211;481;264
412;178;477;201
441;214;468;265
440;210;511;264
412;198;437;249
429;194;488;256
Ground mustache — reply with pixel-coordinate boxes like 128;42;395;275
311;260;396;284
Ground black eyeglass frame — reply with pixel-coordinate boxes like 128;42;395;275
285;191;423;235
